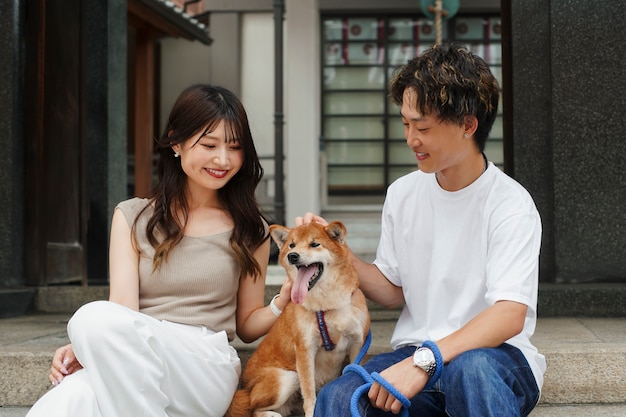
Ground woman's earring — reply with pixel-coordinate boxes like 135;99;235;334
174;151;180;158
464;133;469;138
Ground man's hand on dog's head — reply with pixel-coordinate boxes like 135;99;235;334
294;212;328;227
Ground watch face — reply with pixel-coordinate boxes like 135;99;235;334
414;348;434;366
413;347;436;377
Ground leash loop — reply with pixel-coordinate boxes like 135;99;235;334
342;330;410;417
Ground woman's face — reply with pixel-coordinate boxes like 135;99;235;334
172;119;244;193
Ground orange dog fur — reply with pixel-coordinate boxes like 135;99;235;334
225;221;370;417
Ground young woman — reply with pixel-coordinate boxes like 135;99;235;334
27;85;291;417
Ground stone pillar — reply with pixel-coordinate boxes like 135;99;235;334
0;0;26;287
509;0;626;283
84;1;128;284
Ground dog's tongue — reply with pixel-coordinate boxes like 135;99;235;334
291;265;316;304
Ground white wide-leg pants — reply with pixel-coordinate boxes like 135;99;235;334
26;300;241;417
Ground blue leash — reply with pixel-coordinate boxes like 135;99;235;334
353;329;372;365
343;330;411;417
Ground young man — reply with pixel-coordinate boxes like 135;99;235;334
297;44;545;416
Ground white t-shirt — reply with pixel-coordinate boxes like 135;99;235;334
374;162;546;390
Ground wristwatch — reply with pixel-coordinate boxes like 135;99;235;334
413;346;436;377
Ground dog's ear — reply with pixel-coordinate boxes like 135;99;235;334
269;224;291;249
325;221;347;244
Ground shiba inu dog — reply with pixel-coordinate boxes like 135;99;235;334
225;221;370;417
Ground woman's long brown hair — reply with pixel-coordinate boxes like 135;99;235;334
132;84;268;280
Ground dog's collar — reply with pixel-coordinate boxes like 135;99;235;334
316;311;336;351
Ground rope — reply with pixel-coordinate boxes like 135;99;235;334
434;0;442;46
354;328;372;365
342;331;411;417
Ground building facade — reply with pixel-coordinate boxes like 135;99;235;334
0;0;624;315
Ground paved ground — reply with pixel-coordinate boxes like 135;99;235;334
0;408;27;417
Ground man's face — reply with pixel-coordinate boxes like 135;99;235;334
400;88;472;177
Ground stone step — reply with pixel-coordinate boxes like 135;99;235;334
232;317;626;406
2;280;626;411
3;403;626;417
0;289;36;318
1;310;626;409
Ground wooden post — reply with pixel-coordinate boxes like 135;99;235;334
134;30;155;198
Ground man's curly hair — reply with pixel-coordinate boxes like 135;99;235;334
389;43;499;151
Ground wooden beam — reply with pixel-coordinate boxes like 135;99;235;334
128;0;212;45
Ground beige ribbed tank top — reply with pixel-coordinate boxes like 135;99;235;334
116;198;241;340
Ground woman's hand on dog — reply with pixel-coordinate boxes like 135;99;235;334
49;343;83;386
275;277;293;312
295;212;328;227
368;357;427;414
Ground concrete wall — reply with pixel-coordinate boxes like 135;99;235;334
241;13;275;169
159;37;212;129
284;0;321;225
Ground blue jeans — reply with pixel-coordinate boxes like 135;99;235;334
314;344;540;417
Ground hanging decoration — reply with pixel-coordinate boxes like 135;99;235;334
420;0;460;45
